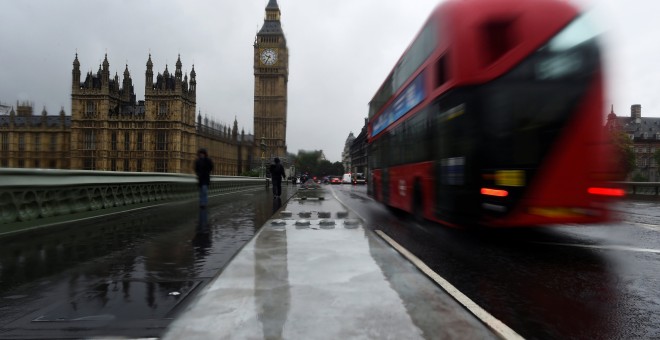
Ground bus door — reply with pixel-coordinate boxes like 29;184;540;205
382;168;390;204
433;93;479;224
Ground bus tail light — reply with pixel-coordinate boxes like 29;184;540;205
587;187;625;197
481;188;508;197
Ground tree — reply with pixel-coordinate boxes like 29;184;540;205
317;160;335;176
632;172;648;182
610;130;635;178
292;150;344;177
241;169;261;177
654;149;660;179
332;161;345;175
294;150;322;175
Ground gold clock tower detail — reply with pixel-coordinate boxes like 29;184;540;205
254;0;288;162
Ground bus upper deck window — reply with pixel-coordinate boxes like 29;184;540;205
436;55;447;87
483;20;516;64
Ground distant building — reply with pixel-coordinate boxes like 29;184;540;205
1;1;288;175
606;104;660;181
0;103;71;169
0;54;253;175
350;118;368;175
0;103;11;115
342;132;355;173
69;53;251;174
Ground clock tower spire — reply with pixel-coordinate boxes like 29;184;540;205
254;0;288;165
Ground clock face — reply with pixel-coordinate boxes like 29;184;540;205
260;48;278;65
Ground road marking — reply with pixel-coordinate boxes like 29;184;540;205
334;186;522;338
375;229;525;340
329;186;367;221
533;241;660;254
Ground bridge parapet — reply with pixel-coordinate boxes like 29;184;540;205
0;169;265;230
621;181;660;199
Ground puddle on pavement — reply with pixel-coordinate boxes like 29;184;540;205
33;280;200;322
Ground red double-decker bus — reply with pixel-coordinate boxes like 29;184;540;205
367;0;623;227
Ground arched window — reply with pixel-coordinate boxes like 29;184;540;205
85;101;95;115
159;102;168;115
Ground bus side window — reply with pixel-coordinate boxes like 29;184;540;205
436;55;447;88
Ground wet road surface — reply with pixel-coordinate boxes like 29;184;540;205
332;184;660;339
3;182;658;339
0;184;295;339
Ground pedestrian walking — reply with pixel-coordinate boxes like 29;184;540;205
194;148;214;233
195;148;214;206
269;157;286;199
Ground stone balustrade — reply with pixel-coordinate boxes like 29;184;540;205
0;169;265;227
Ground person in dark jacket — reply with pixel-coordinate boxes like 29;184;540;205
269;157;286;199
194;148;214;233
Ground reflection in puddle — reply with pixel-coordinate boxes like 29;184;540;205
254;224;290;339
34;280;200;322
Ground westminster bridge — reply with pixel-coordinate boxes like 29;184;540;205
1;169;660;339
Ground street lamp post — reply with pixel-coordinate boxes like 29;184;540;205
260;136;267;179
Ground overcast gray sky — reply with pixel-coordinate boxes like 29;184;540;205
0;0;656;162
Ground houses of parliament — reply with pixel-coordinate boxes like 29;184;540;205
0;0;288;176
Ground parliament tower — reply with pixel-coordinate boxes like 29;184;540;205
253;0;288;162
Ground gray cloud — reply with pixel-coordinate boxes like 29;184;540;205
0;0;657;161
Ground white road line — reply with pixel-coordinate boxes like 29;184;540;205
375;229;525;340
533;241;660;254
329;186;367;221
333;185;522;338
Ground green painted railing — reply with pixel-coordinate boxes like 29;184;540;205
0;169;265;227
620;182;660;199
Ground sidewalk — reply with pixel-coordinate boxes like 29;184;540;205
164;187;496;339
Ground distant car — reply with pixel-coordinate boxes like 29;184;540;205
353;174;366;185
330;176;342;184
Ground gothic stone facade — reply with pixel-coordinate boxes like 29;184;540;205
0;54;252;175
68;53;251;175
0;103;71;169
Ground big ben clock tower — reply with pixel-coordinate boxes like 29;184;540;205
254;0;288;163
